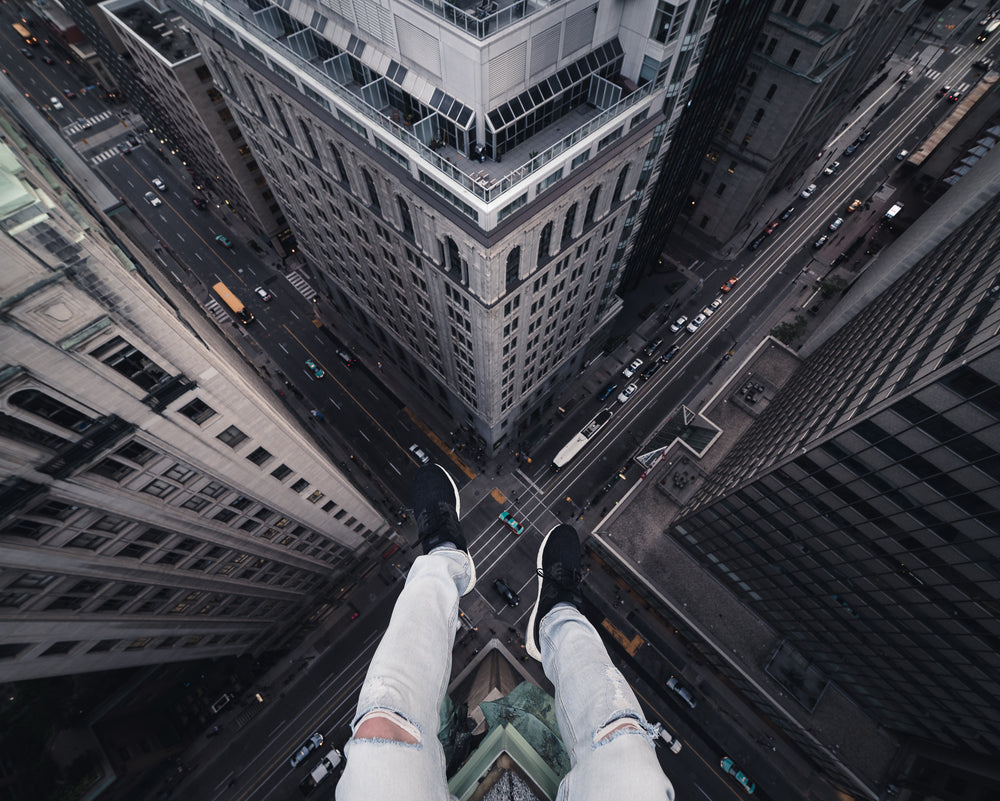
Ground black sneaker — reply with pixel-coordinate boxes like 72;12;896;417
526;524;584;661
412;464;475;593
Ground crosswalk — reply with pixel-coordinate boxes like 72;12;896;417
64;109;114;136
92;145;123;165
926;69;942;82
286;270;317;301
205;298;233;326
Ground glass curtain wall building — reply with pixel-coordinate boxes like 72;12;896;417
672;154;1000;753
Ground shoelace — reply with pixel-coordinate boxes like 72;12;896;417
537;563;583;592
417;501;461;542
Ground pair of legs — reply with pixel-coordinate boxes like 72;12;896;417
336;467;674;800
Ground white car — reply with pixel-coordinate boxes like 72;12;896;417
617;383;638;404
49;97;64;110
800;183;817;199
254;286;273;302
659;730;683;754
701;305;714;318
822;161;840;176
409;444;430;465
686;314;707;333
669;316;688;333
289;732;324;768
828;216;844;231
622;358;643;379
151;177;167;191
710;297;724;312
144;191;162;207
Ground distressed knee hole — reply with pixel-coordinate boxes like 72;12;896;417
595;718;643;744
354;710;420;744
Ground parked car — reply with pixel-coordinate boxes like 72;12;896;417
778;205;795;220
813;234;829;249
289;732;324;768
669;316;688;333
305;358;325;379
254;286;273;302
661;345;681;364
686;313;707;334
763;220;779;235
666;676;697;708
192;196;208;209
409;444;429;464
857;128;871;142
299;748;342;795
720;277;739;293
895;149;909;161
846;198;862;213
828;217;844;231
747;236;764;252
709;297;724;312
493;578;519;607
336;349;359;367
720;756;756;794
799;183;817;199
498;511;524;536
639;361;662;382
617;383;638;404
844;140;860;156
822;160;840;176
597;382;618;401
643;338;663;357
622;358;643;378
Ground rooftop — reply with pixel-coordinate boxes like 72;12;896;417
106;0;200;65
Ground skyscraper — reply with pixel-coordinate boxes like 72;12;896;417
171;0;729;447
0;91;386;682
671;148;1000;753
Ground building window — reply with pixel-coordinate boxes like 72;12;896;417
67;532;109;550
362;169;381;213
214;509;237;523
612;165;629;204
138;529;170;543
787;49;800;67
89;640;118;653
181;496;210;512
537;222;552;265
584;187;600;226
41;641;78;656
271;463;293;480
230;496;253;510
116;441;156;464
505;247;521;287
561;203;577;245
716;182;726;196
31;500;79;521
307;491;325;504
10;389;92;432
290;478;310;493
216;425;248;448
89;337;167;392
92;515;129;533
117;543;150;558
765;84;777;101
199;481;227;499
47;596;83;611
88;458;135;482
178;398;216;425
246;447;273;466
397;196;414;237
824;3;839;24
164;463;196;484
5;520;51;540
329;142;350;186
141;479;176;499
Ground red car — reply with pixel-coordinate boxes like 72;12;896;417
720;277;739;293
763;220;779;235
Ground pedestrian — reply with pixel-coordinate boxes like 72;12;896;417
336;465;674;800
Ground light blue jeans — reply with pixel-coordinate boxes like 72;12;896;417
337;549;674;801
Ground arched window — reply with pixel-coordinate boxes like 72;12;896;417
505;246;521;287
445;236;461;274
329;143;350;187
537;222;552;265
584;187;600;226
397;196;414;237
10;389;93;432
362;169;381;213
612;165;630;204
561;203;577;244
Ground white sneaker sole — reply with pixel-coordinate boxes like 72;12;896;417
435;465;475;594
525;525;556;660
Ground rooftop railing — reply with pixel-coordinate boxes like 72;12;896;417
183;0;659;206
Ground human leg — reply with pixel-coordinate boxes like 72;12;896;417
337;466;474;801
526;525;674;801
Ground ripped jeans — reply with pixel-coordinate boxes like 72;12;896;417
337;549;674;801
